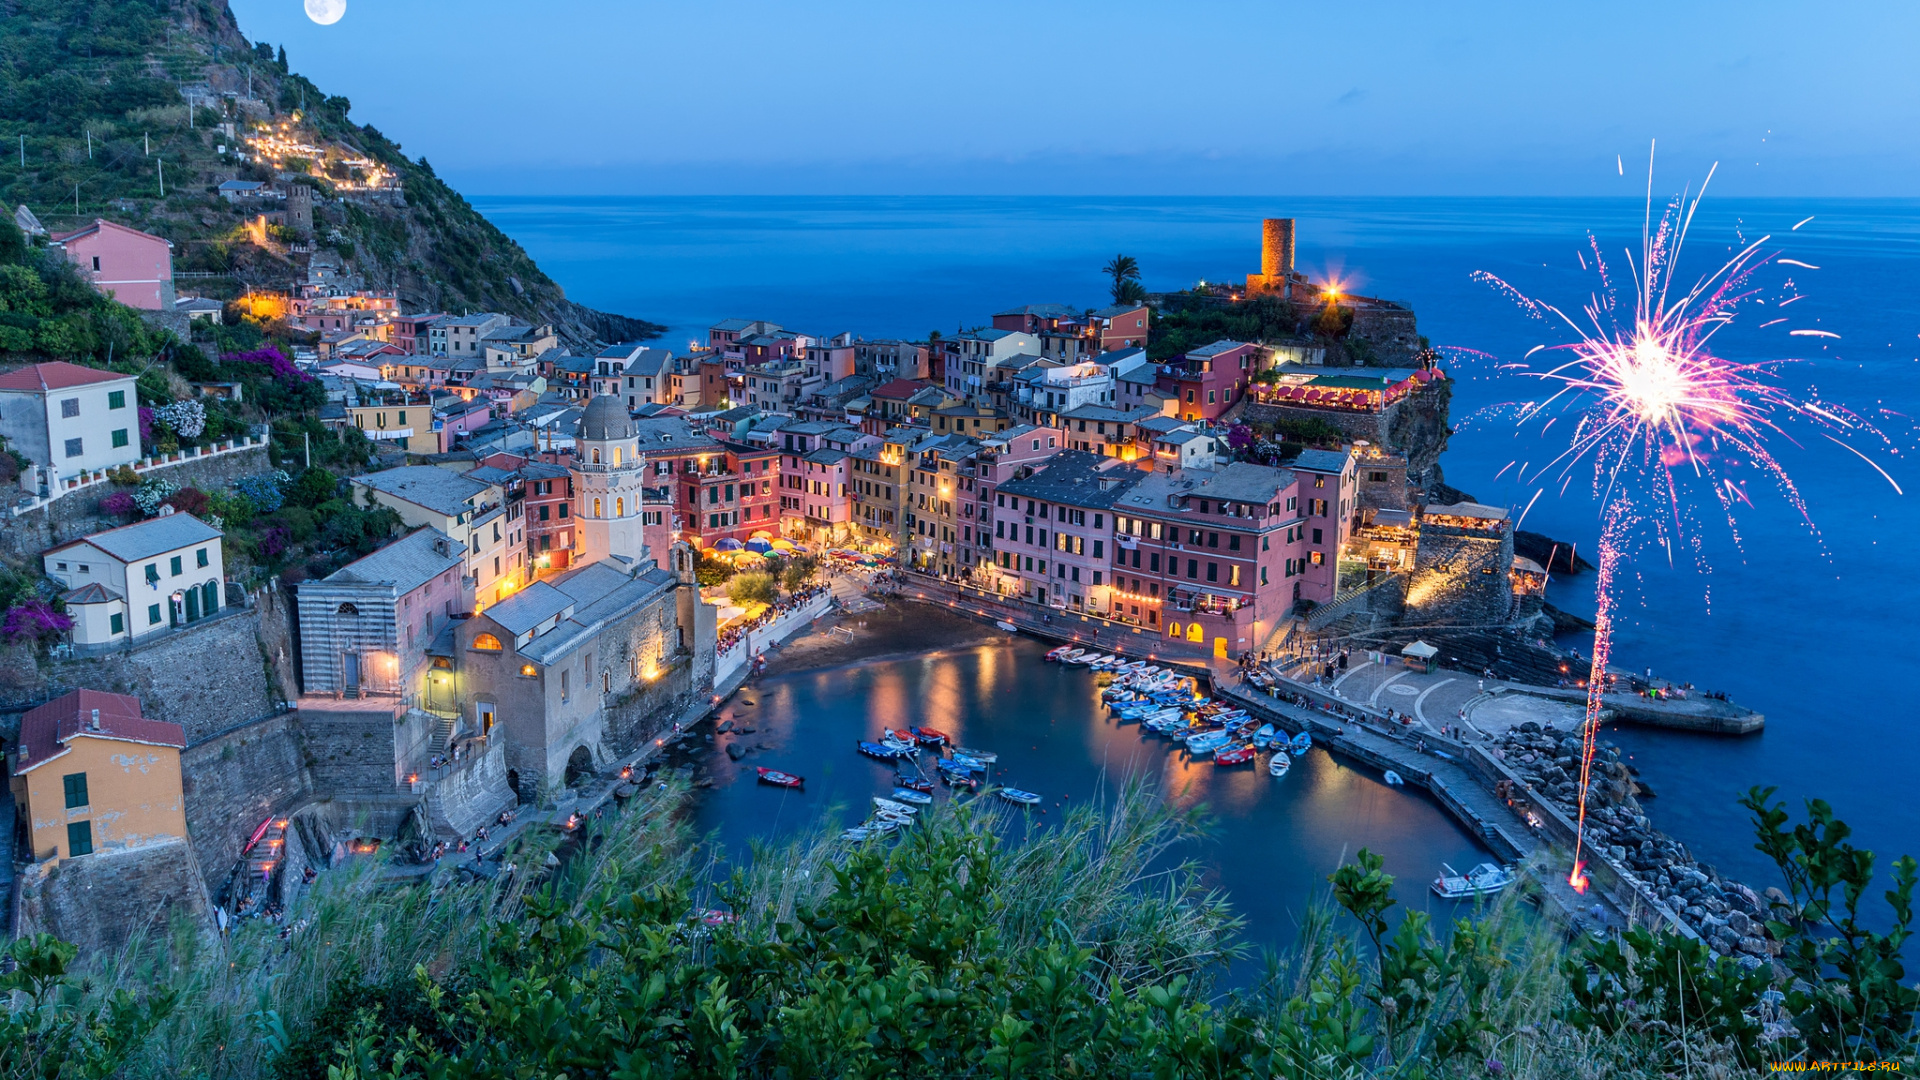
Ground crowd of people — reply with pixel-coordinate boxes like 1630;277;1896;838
717;582;833;654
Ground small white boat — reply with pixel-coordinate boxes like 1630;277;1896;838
1268;751;1291;778
890;787;933;805
999;787;1043;805
872;796;920;816
1057;648;1086;664
949;746;997;763
1432;862;1517;898
995;620;1019;633
881;729;917;752
1383;770;1404;786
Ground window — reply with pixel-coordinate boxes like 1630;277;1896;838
1228;534;1241;551
473;633;504;651
1206;562;1218;582
64;437;82;458
520;663;538;678
560;669;570;703
558;503;569;519
60;397;80;418
1187;559;1199;578
170;555;182;576
196;547;209;568
67;821;93;858
616;497;624;517
1312;528;1324;545
63;773;89;809
111;428;128;448
594;498;603;517
107;390;126;409
147;603;161;625
109;612;123;634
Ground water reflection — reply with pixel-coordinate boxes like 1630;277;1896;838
686;637;1489;965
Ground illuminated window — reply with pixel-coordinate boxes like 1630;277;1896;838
612;447;622;466
616;497;624;517
519;663;538;678
594;498;603;517
472;633;503;651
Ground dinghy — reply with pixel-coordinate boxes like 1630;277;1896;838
858;740;905;761
1214;745;1257;766
890;787;933;805
755;767;803;789
1431;862;1517;898
1268;751;1291;778
998;788;1043;805
1383;770;1404;786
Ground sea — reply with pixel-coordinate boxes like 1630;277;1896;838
473;194;1920;931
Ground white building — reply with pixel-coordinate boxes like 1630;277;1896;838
42;512;225;646
0;362;142;478
352;466;517;608
570;395;651;569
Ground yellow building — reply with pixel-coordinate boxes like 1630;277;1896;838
347;401;423;451
9;690;187;863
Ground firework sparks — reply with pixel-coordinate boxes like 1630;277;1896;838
1472;146;1902;894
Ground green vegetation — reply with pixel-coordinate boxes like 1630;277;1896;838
1103;253;1145;306
725;570;776;606
1149;294;1301;360
2;782;1913;1078
0;0;660;340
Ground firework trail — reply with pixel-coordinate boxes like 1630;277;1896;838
1473;145;1901;893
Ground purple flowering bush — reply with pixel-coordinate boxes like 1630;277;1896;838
222;345;312;385
3;600;71;644
100;491;137;517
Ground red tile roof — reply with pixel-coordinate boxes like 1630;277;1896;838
14;689;186;774
870;379;933;400
0;362;131;392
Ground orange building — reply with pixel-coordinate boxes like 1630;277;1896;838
8;690;187;863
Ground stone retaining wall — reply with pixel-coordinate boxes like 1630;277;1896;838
13;837;213;953
179;713;313;896
0;444;271;555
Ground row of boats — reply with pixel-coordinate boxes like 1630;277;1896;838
1091;661;1309;777
842;726;1044;839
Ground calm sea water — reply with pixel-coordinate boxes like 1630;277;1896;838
682;637;1486;969
477;195;1920;913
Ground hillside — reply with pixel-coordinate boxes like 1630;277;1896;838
0;0;660;347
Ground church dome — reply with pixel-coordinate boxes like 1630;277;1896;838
578;394;635;442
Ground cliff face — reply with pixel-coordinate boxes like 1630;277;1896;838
0;0;660;348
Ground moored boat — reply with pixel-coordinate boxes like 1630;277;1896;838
895;773;935;793
1432;862;1517;898
1268;751;1291;778
998;787;1043;805
1214;745;1257;766
910;725;951;746
880;729;917;752
755;766;804;789
949;746;997;763
858;740;905;761
1253;723;1276;747
1383;770;1404;786
873;796;920;816
1290;731;1313;754
995;620;1019;633
890;787;933;805
1046;645;1072;661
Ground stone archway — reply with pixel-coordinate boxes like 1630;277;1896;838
564;745;595;789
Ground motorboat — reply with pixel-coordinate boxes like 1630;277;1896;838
1214;745;1258;766
1253;724;1276;747
949;746;997;763
1185;731;1231;756
1290;731;1313;754
880;729;917;752
873;796;920;816
1268;751;1291;778
1432;862;1518;898
755;767;804;789
890;787;933;805
858;741;905;761
1046;645;1073;661
895;774;935;793
1056;648;1086;664
1383;770;1405;786
935;757;980;778
944;771;981;792
998;788;1043;805
910;726;951;746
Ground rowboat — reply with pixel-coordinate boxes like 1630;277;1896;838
1214;745;1257;766
998;788;1043;805
895;774;935;793
755;766;803;789
1269;751;1291;778
1046;645;1072;661
880;729;917;752
1185;731;1230;756
995;620;1019;633
910;725;950;746
1383;770;1404;786
890;787;933;805
873;796;920;816
1290;731;1313;754
858;741;905;761
1253;723;1276;747
1432;862;1517;898
948;746;997;763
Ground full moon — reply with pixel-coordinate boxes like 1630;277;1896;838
304;0;345;25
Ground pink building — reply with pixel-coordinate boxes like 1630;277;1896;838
1158;340;1260;422
49;220;174;311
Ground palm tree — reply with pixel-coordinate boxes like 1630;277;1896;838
1103;254;1141;302
1112;278;1148;306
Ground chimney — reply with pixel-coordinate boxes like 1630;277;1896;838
90;708;101;730
1261;218;1296;289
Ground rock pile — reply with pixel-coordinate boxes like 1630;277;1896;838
1497;721;1780;960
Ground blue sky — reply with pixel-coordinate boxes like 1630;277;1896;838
231;0;1920;196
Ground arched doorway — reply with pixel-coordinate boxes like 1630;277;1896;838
564;745;595;789
507;769;523;804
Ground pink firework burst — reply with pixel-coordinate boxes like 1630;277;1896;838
1472;146;1900;893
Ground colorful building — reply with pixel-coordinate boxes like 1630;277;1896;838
9;690;187;863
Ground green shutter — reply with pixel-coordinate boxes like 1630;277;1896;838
66;821;92;858
170;555;182;576
111;428;128;448
196;547;208;567
147;603;161;625
62;773;88;808
107;390;125;409
109;612;123;634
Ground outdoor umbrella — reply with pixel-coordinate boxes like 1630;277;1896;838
714;537;744;551
745;538;772;552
